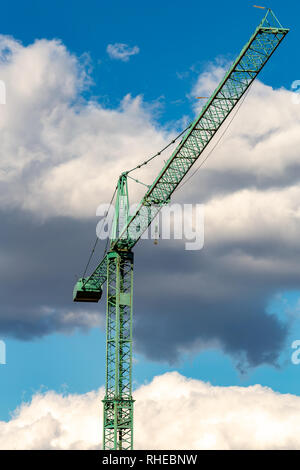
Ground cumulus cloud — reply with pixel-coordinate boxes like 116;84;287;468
1;372;300;450
0;387;101;450
0;33;299;369
0;36;298;221
0;35;169;219
191;74;300;182
106;43;140;62
190;61;227;100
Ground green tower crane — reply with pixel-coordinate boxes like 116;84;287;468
73;9;289;450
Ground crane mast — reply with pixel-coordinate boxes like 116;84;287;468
103;175;134;450
73;9;289;450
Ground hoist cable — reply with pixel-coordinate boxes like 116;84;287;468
81;185;117;280
125;123;192;175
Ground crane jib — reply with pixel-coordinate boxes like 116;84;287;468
73;10;289;301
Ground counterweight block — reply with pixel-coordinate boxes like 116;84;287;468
73;278;102;302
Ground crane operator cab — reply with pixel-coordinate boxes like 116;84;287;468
73;278;102;303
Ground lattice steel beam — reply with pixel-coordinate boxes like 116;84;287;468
103;250;134;450
85;10;289;292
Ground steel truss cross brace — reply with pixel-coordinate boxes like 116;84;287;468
103;250;134;450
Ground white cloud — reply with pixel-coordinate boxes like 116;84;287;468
192;74;300;178
206;185;300;247
0;36;298;226
0;36;299;226
0;37;299;362
191;61;227;99
0;35;169;218
1;372;300;450
0;388;101;450
106;43;139;62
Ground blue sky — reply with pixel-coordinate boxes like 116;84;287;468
1;0;296;120
0;0;300;430
2;293;300;421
